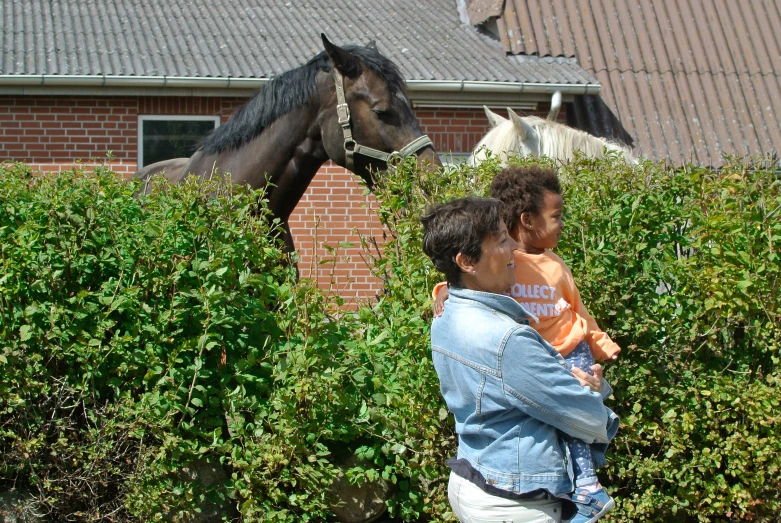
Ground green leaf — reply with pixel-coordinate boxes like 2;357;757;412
368;331;390;346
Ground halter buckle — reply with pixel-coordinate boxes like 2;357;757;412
336;103;350;125
387;151;403;166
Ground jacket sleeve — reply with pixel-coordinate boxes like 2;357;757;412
432;281;448;300
501;327;611;444
565;267;621;362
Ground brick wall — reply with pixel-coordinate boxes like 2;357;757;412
0;95;554;305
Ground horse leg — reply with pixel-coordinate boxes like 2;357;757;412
280;221;300;279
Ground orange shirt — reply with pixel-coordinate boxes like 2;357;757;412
433;250;620;361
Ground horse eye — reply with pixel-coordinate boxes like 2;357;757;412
372;109;388;117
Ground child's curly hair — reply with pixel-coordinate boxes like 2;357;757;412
489;165;561;234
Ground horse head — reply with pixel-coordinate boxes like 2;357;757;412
472;104;636;165
134;35;442;253
319;34;441;187
472;106;541;164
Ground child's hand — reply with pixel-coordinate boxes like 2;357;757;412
433;287;449;317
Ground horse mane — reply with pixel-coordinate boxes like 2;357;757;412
473;116;635;163
200;45;407;155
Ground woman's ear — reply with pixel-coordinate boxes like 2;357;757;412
455;252;476;274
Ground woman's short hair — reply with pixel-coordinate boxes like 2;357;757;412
420;197;503;288
489;165;561;235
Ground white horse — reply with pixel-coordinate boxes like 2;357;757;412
471;92;636;165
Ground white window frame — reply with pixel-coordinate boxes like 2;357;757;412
137;115;221;167
439;152;473;166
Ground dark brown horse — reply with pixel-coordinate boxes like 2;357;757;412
134;34;440;251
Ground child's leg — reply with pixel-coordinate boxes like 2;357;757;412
563;341;598;487
563;341;615;521
561;434;598;487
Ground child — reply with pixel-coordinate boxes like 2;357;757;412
433;165;620;523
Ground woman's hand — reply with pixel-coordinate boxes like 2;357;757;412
572;364;602;393
433;287;449;317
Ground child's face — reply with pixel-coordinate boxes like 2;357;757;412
526;191;564;250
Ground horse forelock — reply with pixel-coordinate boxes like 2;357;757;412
200;44;406;155
327;44;407;96
472;120;538;163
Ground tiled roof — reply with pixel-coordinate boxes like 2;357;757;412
468;0;781;166
0;0;597;86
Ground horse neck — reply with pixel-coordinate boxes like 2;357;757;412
260;105;332;223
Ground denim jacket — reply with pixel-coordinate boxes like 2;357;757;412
431;287;619;496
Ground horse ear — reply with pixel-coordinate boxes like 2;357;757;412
483;106;507;128
547;91;562;121
507;108;534;140
321;33;362;78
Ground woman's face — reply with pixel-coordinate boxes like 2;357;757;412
464;219;519;294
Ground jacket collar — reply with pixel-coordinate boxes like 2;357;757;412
448;287;534;324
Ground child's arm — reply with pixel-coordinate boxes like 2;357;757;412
564;268;621;362
432;282;449;317
574;287;621;361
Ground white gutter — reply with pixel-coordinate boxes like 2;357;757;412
0;75;262;89
407;80;600;96
0;75;600;96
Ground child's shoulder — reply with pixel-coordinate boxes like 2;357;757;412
542;249;567;265
542;250;576;276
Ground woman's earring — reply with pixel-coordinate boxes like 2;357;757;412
471;270;476;274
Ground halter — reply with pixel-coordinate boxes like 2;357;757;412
332;68;434;172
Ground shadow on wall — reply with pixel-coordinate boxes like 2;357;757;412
568;94;635;149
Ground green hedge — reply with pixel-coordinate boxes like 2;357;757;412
358;154;781;522
1;155;779;522
0;164;374;521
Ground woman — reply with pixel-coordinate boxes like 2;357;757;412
420;197;618;522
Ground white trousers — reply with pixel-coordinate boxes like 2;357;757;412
447;472;562;523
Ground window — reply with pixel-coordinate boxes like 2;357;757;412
439;152;473;166
138;116;220;167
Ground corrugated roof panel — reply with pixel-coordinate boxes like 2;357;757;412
537;0;563;57
640;1;673;74
467;0;505;26
549;0;576;57
655;72;686;162
504;0;524;55
602;0;632;73
667;71;707;163
759;73;781;155
735;73;774;154
692;72;731;163
663;0;697;74
582;0;609;73
679;0;716;73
